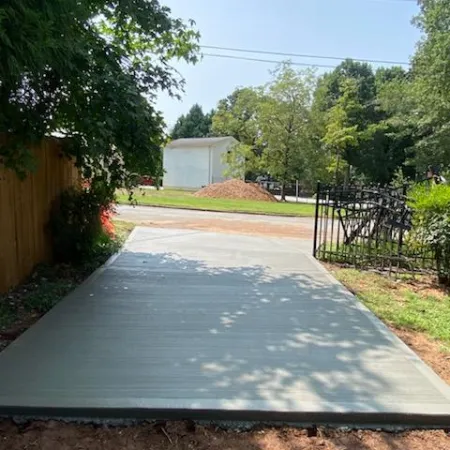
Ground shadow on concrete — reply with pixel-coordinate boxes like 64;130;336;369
116;251;389;412
0;232;449;428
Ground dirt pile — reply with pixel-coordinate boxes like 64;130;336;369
194;179;277;202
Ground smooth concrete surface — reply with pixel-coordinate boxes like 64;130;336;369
0;227;449;426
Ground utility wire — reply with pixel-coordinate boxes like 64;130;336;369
202;53;338;69
201;45;410;66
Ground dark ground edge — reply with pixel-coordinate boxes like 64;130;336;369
1;407;449;429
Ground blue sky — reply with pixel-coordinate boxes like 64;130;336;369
156;0;421;129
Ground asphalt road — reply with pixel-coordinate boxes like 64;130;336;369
115;204;315;226
114;205;316;240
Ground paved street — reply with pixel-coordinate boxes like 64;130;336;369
115;205;315;239
0;227;449;426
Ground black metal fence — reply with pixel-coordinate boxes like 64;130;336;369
313;183;436;273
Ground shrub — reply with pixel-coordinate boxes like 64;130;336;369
50;183;117;265
409;184;450;283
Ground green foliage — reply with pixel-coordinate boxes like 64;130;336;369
409;184;450;283
257;64;318;197
221;143;259;179
212;87;264;180
411;0;450;172
0;0;199;184
322;78;361;182
171;104;213;139
314;59;377;118
49;186;119;265
209;0;450;187
212;88;261;145
317;61;415;183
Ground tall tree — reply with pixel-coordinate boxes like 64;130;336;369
315;59;377;114
171;104;213;139
322;78;362;182
0;0;199;188
314;59;417;183
211;87;263;179
257;64;317;200
412;0;450;171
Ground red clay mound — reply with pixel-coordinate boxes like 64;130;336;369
194;179;277;202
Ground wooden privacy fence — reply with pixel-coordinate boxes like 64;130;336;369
0;138;80;293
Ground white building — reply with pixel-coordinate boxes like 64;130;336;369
163;137;238;189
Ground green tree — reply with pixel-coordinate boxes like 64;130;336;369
315;59;377;114
322;78;361;182
375;69;418;181
257;64;317;200
411;0;450;172
171;104;213;139
0;0;199;190
212;87;263;179
313;59;418;184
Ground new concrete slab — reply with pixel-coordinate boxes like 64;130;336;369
0;227;449;426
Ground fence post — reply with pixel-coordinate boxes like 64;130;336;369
296;180;299;203
313;181;321;258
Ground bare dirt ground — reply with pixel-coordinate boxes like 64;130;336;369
117;217;313;239
0;420;449;450
393;327;450;384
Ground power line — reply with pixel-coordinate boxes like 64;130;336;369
201;45;410;66
369;0;416;2
202;53;338;69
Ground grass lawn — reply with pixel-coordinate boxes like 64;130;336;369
116;188;317;217
330;267;450;352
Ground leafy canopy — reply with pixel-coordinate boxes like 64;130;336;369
171;104;213;139
257;64;317;195
412;0;450;171
0;0;199;186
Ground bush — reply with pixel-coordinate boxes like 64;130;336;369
409;184;450;283
50;184;118;265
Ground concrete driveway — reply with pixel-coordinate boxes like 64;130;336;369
0;227;449;426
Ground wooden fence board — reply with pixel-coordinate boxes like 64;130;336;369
0;138;79;293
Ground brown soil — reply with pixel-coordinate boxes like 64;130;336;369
194;179;277;202
393;327;450;384
130;218;313;239
0;420;448;450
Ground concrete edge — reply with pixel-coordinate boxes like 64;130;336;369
307;254;450;400
0;226;140;355
77;226;138;284
1;406;450;429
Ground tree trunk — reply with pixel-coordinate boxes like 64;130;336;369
280;182;286;201
334;152;340;184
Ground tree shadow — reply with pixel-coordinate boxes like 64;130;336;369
0;228;447;437
105;234;428;422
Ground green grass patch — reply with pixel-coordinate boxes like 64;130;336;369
116;189;316;217
113;219;135;240
332;268;450;346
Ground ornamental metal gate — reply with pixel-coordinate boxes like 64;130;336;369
312;183;435;273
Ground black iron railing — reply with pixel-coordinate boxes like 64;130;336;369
313;183;435;273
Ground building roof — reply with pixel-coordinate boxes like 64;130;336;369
166;136;238;149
